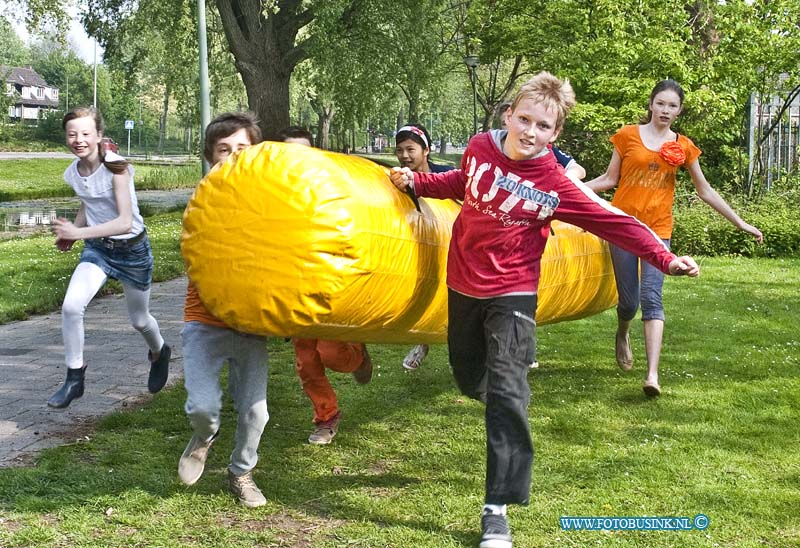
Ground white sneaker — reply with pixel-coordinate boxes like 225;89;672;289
308;411;341;445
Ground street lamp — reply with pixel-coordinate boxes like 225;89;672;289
464;54;479;137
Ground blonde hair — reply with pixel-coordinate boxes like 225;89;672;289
62;107;129;175
510;71;576;129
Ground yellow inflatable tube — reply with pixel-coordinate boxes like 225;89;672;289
182;142;617;342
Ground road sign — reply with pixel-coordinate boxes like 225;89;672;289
124;120;135;130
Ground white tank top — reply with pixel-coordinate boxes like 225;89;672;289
63;151;145;239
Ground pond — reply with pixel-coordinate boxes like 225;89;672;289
0;200;81;237
0;189;194;239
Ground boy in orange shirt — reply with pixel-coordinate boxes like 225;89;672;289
178;112;269;508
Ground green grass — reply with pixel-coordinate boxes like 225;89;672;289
0;211;184;323
355;152;459;169
0;257;798;547
0;159;201;201
0;159;74;201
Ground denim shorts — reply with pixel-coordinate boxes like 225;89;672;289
80;232;154;291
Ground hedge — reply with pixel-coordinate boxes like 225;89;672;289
672;181;800;257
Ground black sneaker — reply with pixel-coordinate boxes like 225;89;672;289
479;511;512;548
148;343;171;393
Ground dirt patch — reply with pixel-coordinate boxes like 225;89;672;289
0;516;22;533
365;459;398;475
1;393;158;470
220;509;344;547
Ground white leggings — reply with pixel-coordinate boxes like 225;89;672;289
62;262;164;369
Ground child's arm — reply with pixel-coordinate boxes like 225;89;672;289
389;166;468;200
554;180;698;277
565;162;586;183
686;160;763;243
584;149;622;193
55;204;87;251
552;145;586;182
52;171;134;241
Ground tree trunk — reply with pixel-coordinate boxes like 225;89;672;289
216;0;313;140
158;84;170;154
237;60;291;140
315;104;335;150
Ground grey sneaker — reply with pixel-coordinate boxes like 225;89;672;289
178;431;218;486
308;411;341;445
353;346;373;384
402;344;429;370
228;470;266;508
479;511;512;548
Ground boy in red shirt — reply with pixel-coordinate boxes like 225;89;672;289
390;72;699;548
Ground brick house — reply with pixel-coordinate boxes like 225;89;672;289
1;65;60;121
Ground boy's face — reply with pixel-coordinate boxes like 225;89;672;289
503;98;561;161
212;128;253;165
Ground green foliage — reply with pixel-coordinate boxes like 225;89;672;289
0;158;71;200
468;0;799;192
136;163;201;190
0;159;199;201
0;124;63;152
672;176;800;257
0;16;29;66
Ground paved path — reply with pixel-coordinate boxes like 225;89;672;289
0;276;188;468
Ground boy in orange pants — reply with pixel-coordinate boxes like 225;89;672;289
292;338;372;444
279;126;373;445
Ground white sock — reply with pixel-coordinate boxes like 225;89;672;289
483;504;507;516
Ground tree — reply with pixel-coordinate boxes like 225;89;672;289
0;16;30;66
465;0;797;190
214;0;312;139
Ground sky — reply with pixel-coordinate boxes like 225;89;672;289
10;7;103;64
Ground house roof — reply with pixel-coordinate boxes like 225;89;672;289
16;96;60;108
0;65;52;88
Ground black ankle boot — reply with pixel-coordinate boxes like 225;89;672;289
47;365;87;408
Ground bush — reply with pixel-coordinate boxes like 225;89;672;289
672;177;800;257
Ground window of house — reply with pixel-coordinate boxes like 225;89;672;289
52;89;59;99
36;87;44;98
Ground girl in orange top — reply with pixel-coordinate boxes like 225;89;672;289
586;79;762;397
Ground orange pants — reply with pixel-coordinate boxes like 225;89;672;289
293;338;366;424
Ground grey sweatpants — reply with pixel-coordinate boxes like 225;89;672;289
181;321;269;476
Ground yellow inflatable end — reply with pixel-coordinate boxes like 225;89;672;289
182;141;617;342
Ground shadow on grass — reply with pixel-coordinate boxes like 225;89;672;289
0;340;483;545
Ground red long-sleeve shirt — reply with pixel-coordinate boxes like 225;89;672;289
413;131;676;298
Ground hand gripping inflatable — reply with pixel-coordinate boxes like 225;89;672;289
182;142;617;342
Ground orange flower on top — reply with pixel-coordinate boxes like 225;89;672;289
659;141;686;166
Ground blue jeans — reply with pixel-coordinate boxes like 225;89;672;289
447;289;537;505
610;239;671;322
